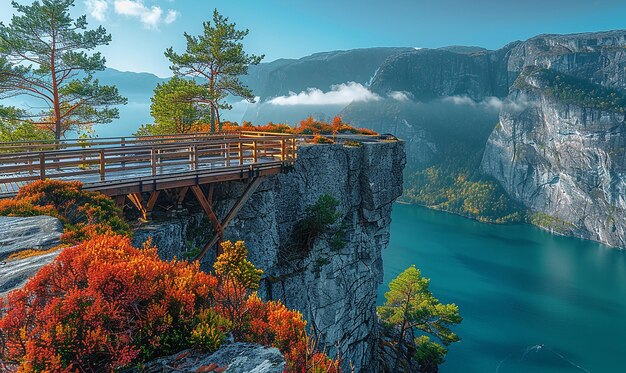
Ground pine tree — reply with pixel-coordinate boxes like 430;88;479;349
378;265;462;372
0;0;127;140
164;9;263;132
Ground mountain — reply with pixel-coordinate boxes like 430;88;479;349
242;47;414;99
368;45;516;100
480;31;626;247
343;29;626;247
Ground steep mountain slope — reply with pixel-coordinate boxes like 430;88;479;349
481;33;626;247
369;45;516;100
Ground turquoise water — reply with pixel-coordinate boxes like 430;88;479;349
378;203;626;373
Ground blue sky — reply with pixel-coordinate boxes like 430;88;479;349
2;0;626;77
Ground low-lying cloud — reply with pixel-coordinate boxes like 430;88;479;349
388;91;412;102
268;82;381;106
85;0;179;29
443;95;529;112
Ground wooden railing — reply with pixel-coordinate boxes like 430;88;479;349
0;132;297;186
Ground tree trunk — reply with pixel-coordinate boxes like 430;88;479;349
210;106;216;133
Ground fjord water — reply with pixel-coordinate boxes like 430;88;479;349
379;203;626;373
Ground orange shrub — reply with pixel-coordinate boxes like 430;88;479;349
357;128;378;136
312;135;335;144
0;180;129;244
0;235;218;371
220;116;377;138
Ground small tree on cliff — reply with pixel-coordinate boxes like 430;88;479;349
378;265;461;372
164;9;263;132
0;0;126;140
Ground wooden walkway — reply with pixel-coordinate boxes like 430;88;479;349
0;131;297;198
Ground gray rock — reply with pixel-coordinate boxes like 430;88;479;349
142;343;285;373
133;214;210;260
0;216;63;259
0;250;60;297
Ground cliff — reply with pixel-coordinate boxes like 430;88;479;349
481;68;626;247
134;141;406;371
370;46;515;101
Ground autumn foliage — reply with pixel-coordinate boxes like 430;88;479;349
219;116;378;138
0;236;340;372
0;235;216;371
0;180;129;244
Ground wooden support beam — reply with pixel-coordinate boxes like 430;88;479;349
176;187;189;209
114;195;126;217
195;177;263;261
145;190;161;219
191;185;223;238
127;192;147;220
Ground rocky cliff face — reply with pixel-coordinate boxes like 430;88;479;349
481;72;626;247
370;46;515;101
505;31;626;88
479;31;626;248
135;141;406;371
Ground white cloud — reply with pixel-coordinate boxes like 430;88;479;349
443;95;476;106
388;91;411;102
113;0;178;29
268;82;381;106
164;9;178;24
84;0;108;22
443;95;530;112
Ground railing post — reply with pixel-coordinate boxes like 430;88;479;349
280;139;286;161
253;140;258;163
193;144;199;170
238;142;243;165
39;153;45;180
226;143;231;167
151;147;156;176
121;137;126;169
99;150;105;181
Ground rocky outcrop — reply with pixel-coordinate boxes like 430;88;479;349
0;216;62;259
505;30;626;88
481;77;626;247
141;343;285;373
0;216;63;296
133;214;209;260
139;141;406;371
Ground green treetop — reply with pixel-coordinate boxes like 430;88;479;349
0;105;51;142
0;0;127;140
378;265;462;372
163;9;263;133
136;77;211;136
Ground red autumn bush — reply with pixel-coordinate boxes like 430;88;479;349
0;235;217;371
0;237;341;372
0;180;129;244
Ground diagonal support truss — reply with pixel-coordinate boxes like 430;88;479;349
195;177;264;262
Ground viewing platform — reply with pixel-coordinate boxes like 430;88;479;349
0;131;297;198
